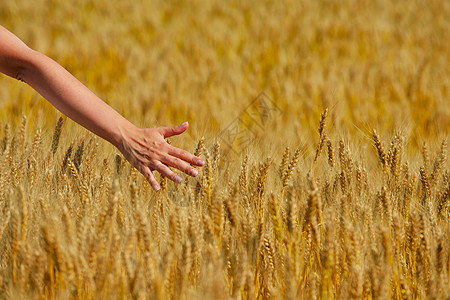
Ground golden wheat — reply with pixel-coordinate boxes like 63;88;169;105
0;0;449;298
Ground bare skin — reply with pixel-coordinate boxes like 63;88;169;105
0;25;204;191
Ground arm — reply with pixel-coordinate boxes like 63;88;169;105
0;25;204;191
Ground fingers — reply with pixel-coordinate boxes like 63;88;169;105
154;162;183;183
168;145;205;166
159;122;189;139
141;165;160;191
142;161;187;190
160;155;199;177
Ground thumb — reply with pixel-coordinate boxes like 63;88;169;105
160;122;189;138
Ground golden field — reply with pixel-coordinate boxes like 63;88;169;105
0;0;449;298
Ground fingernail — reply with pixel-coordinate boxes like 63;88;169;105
180;122;188;127
191;169;198;177
175;175;183;183
197;159;205;166
153;184;160;191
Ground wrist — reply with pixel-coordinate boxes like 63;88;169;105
112;118;139;151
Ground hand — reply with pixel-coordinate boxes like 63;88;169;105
117;121;204;191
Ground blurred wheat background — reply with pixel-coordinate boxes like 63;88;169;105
0;0;449;299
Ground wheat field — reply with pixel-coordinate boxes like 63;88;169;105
0;0;449;299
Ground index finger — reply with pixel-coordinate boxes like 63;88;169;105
168;146;205;166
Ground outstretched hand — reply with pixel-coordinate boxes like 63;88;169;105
117;121;204;191
0;25;204;192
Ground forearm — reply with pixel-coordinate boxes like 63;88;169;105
20;49;134;147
